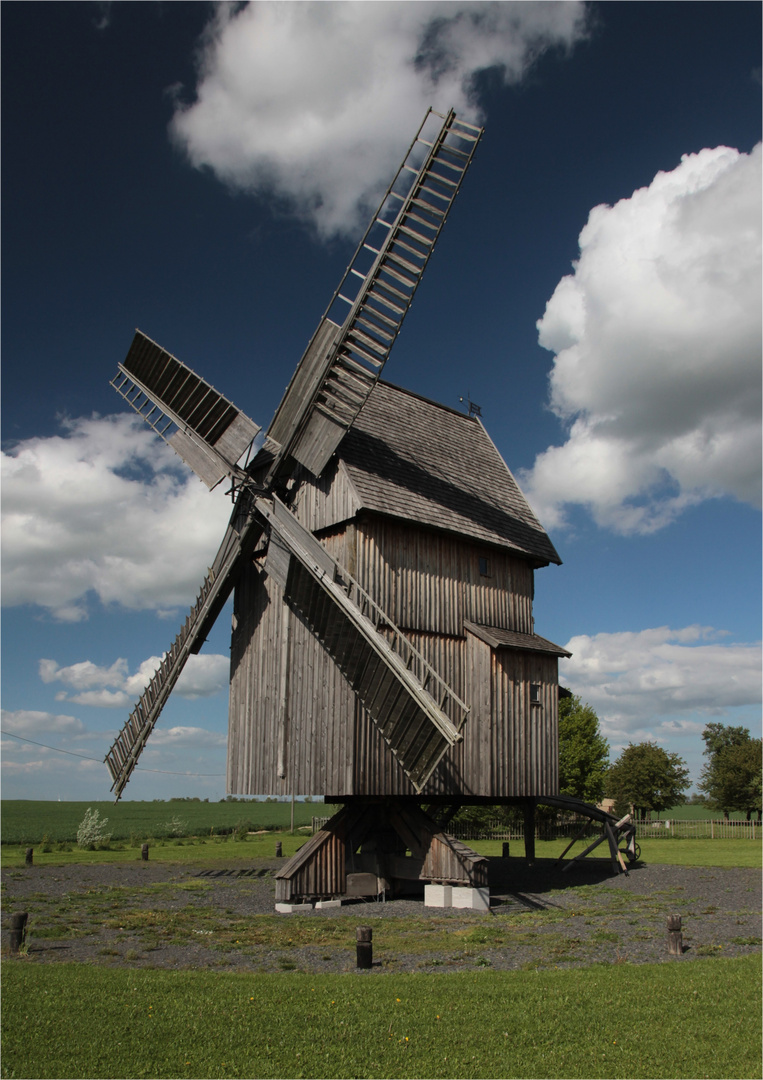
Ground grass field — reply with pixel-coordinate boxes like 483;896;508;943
2;833;760;870
0;799;331;845
4;800;761;849
2;819;760;1078
2;957;760;1079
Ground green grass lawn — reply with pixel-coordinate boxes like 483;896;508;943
2;957;759;1079
3;833;760;870
0;831;310;868
471;837;762;869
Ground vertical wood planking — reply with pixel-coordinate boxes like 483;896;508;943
228;503;560;799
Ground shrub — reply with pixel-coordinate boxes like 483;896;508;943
76;808;112;850
162;816;188;838
233;819;252;842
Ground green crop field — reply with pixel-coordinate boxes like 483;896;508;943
0;799;332;846
2;957;760;1079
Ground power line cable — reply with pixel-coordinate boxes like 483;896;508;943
0;730;225;777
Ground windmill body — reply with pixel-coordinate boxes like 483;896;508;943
229;380;569;806
104;109;628;905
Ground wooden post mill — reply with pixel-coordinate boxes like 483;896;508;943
103;109;634;912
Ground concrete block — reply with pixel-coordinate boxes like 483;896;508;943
315;899;343;909
451;886;490;912
275;902;314;914
424;884;453;908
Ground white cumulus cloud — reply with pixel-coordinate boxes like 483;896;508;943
560;626;762;747
170;0;587;237
523;143;762;534
1;709;86;736
147;725;227;749
1;414;232;619
38;652;230;706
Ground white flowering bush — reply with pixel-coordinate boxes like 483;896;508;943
76;807;112;849
163;816;188;837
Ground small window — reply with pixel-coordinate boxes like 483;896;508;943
530;683;542;705
479;556;490;577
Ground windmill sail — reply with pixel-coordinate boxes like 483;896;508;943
267;109;482;480
112;331;261;488
104;495;263;799
257;496;468;792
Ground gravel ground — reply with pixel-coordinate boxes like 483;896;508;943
2;857;760;975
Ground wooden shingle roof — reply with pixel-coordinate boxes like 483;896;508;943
337;381;561;566
464;621;571;657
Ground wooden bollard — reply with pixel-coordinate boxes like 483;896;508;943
502;841;510;858
275;841;283;857
9;912;28;954
667;913;683;956
25;848;33;867
141;844;149;861
356;926;373;969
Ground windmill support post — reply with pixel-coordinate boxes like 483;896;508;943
522;802;536;864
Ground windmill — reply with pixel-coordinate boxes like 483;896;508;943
104;109;632;908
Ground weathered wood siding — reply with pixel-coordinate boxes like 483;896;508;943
323;518;533;636
291;460;360;535
228;558;356;797
228;513;559;799
350;628;559;798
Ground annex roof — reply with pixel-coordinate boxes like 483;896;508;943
337;381;561;566
464;621;571;657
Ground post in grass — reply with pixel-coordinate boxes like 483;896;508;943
667;913;683;956
9;912;28;954
356;926;373;969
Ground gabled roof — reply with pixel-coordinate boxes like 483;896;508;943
337;381;561;566
464;621;572;657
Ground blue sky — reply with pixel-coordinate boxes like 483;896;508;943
2;1;760;802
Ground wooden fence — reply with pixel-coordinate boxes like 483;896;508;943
312;816;761;840
632;818;760;840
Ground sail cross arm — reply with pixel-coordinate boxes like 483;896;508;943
255;495;468;792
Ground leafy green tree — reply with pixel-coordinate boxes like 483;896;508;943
699;723;762;821
605;742;690;819
558;692;609;803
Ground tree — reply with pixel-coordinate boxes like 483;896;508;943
699;723;762;821
558;692;609;803
605;742;690;819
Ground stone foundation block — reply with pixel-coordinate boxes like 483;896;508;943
424;884;453;907
451;886;490;912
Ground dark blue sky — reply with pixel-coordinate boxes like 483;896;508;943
2;2;760;799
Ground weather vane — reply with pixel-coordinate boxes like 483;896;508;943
459;393;482;418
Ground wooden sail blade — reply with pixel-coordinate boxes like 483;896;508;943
266;108;483;482
112;330;261;488
256;495;468;792
104;494;265;800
